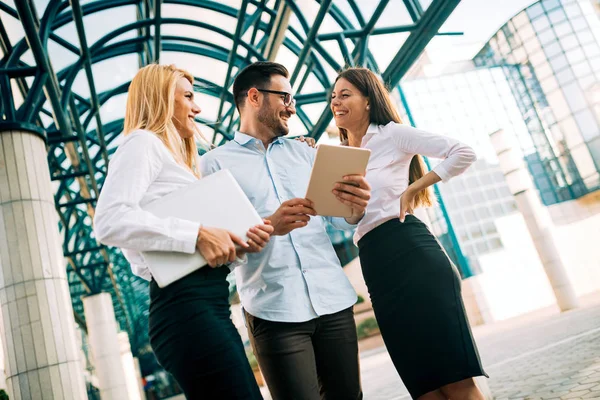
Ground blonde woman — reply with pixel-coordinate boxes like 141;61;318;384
94;64;272;399
330;68;487;400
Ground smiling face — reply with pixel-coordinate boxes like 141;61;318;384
256;74;296;138
330;77;370;131
172;76;201;139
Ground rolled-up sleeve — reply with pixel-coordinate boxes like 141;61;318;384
388;123;477;182
93;132;200;253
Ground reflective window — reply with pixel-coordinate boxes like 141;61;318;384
527;3;545;20
543;41;562;58
562;82;588;113
533;15;551;32
574;109;600;140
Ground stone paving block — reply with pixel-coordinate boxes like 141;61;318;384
563;390;591;398
581;392;600;399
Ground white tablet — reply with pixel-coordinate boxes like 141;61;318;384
305;144;371;217
141;169;263;288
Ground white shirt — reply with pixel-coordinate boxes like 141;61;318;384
355;122;477;244
93;130;201;281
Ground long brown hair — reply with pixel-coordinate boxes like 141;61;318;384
124;64;206;178
335;68;433;207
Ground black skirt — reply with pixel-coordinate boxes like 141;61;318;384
149;267;262;400
358;215;488;399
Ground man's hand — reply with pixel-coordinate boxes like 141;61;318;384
332;174;371;224
238;220;274;256
295;135;316;148
196;226;249;267
266;198;317;236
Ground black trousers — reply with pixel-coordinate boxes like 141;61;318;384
245;307;362;400
149;267;262;400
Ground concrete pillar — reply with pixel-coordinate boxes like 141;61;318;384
83;292;129;399
0;127;87;399
133;357;147;400
490;129;579;311
118;331;144;400
0;321;5;390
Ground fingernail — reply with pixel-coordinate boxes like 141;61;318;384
332;189;338;194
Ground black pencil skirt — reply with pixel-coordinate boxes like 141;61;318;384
358;215;488;399
149;267;262;400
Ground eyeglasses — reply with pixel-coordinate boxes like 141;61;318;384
256;89;296;107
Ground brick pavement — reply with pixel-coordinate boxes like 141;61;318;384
260;292;600;399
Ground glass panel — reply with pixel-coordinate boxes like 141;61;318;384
538;29;556;45
562;82;588;113
547;8;566;24
532;15;551;32
543;41;562;58
540;74;559;93
553;22;572;38
556;68;575;85
587;136;600;167
547;90;571;120
543;0;561;12
577;30;595;45
560;116;585;147
518;23;536;41
566;48;586;65
513;12;530;28
571;61;593;79
574;109;600;140
563;3;582;20
559;34;579;51
570;144;598;183
549;54;568;72
527;3;545;20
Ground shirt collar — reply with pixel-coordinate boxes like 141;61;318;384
234;131;284;147
361;123;380;146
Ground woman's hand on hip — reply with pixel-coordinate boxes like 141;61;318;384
399;188;416;223
196;226;249;267
239;220;274;256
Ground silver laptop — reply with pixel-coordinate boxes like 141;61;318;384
141;169;262;288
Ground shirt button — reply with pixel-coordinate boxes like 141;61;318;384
302;269;307;274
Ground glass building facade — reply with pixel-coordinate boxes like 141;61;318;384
474;0;600;205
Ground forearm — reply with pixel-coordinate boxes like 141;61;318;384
406;170;441;194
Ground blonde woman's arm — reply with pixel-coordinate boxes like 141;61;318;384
94;131;200;254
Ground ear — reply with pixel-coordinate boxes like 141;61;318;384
246;87;262;108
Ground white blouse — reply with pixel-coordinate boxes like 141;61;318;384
94;130;201;281
355;122;477;244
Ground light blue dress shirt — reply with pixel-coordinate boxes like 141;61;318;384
200;132;358;323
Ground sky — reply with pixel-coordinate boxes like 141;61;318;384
426;0;538;65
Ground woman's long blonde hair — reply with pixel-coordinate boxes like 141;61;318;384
124;64;203;178
335;68;434;207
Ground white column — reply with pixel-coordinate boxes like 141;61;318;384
118;331;143;400
490;129;579;311
133;357;147;400
83;292;129;399
0;321;5;389
0;128;87;400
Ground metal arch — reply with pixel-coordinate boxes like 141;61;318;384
1;0;460;374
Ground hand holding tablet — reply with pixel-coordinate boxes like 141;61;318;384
305;144;371;218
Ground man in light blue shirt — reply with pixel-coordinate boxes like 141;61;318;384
200;62;371;399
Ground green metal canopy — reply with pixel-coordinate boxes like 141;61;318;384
0;0;459;372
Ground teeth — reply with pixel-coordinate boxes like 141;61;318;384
335;112;346;116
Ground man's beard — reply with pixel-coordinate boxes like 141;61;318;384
257;100;289;137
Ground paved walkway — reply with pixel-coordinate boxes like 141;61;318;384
259;292;600;399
